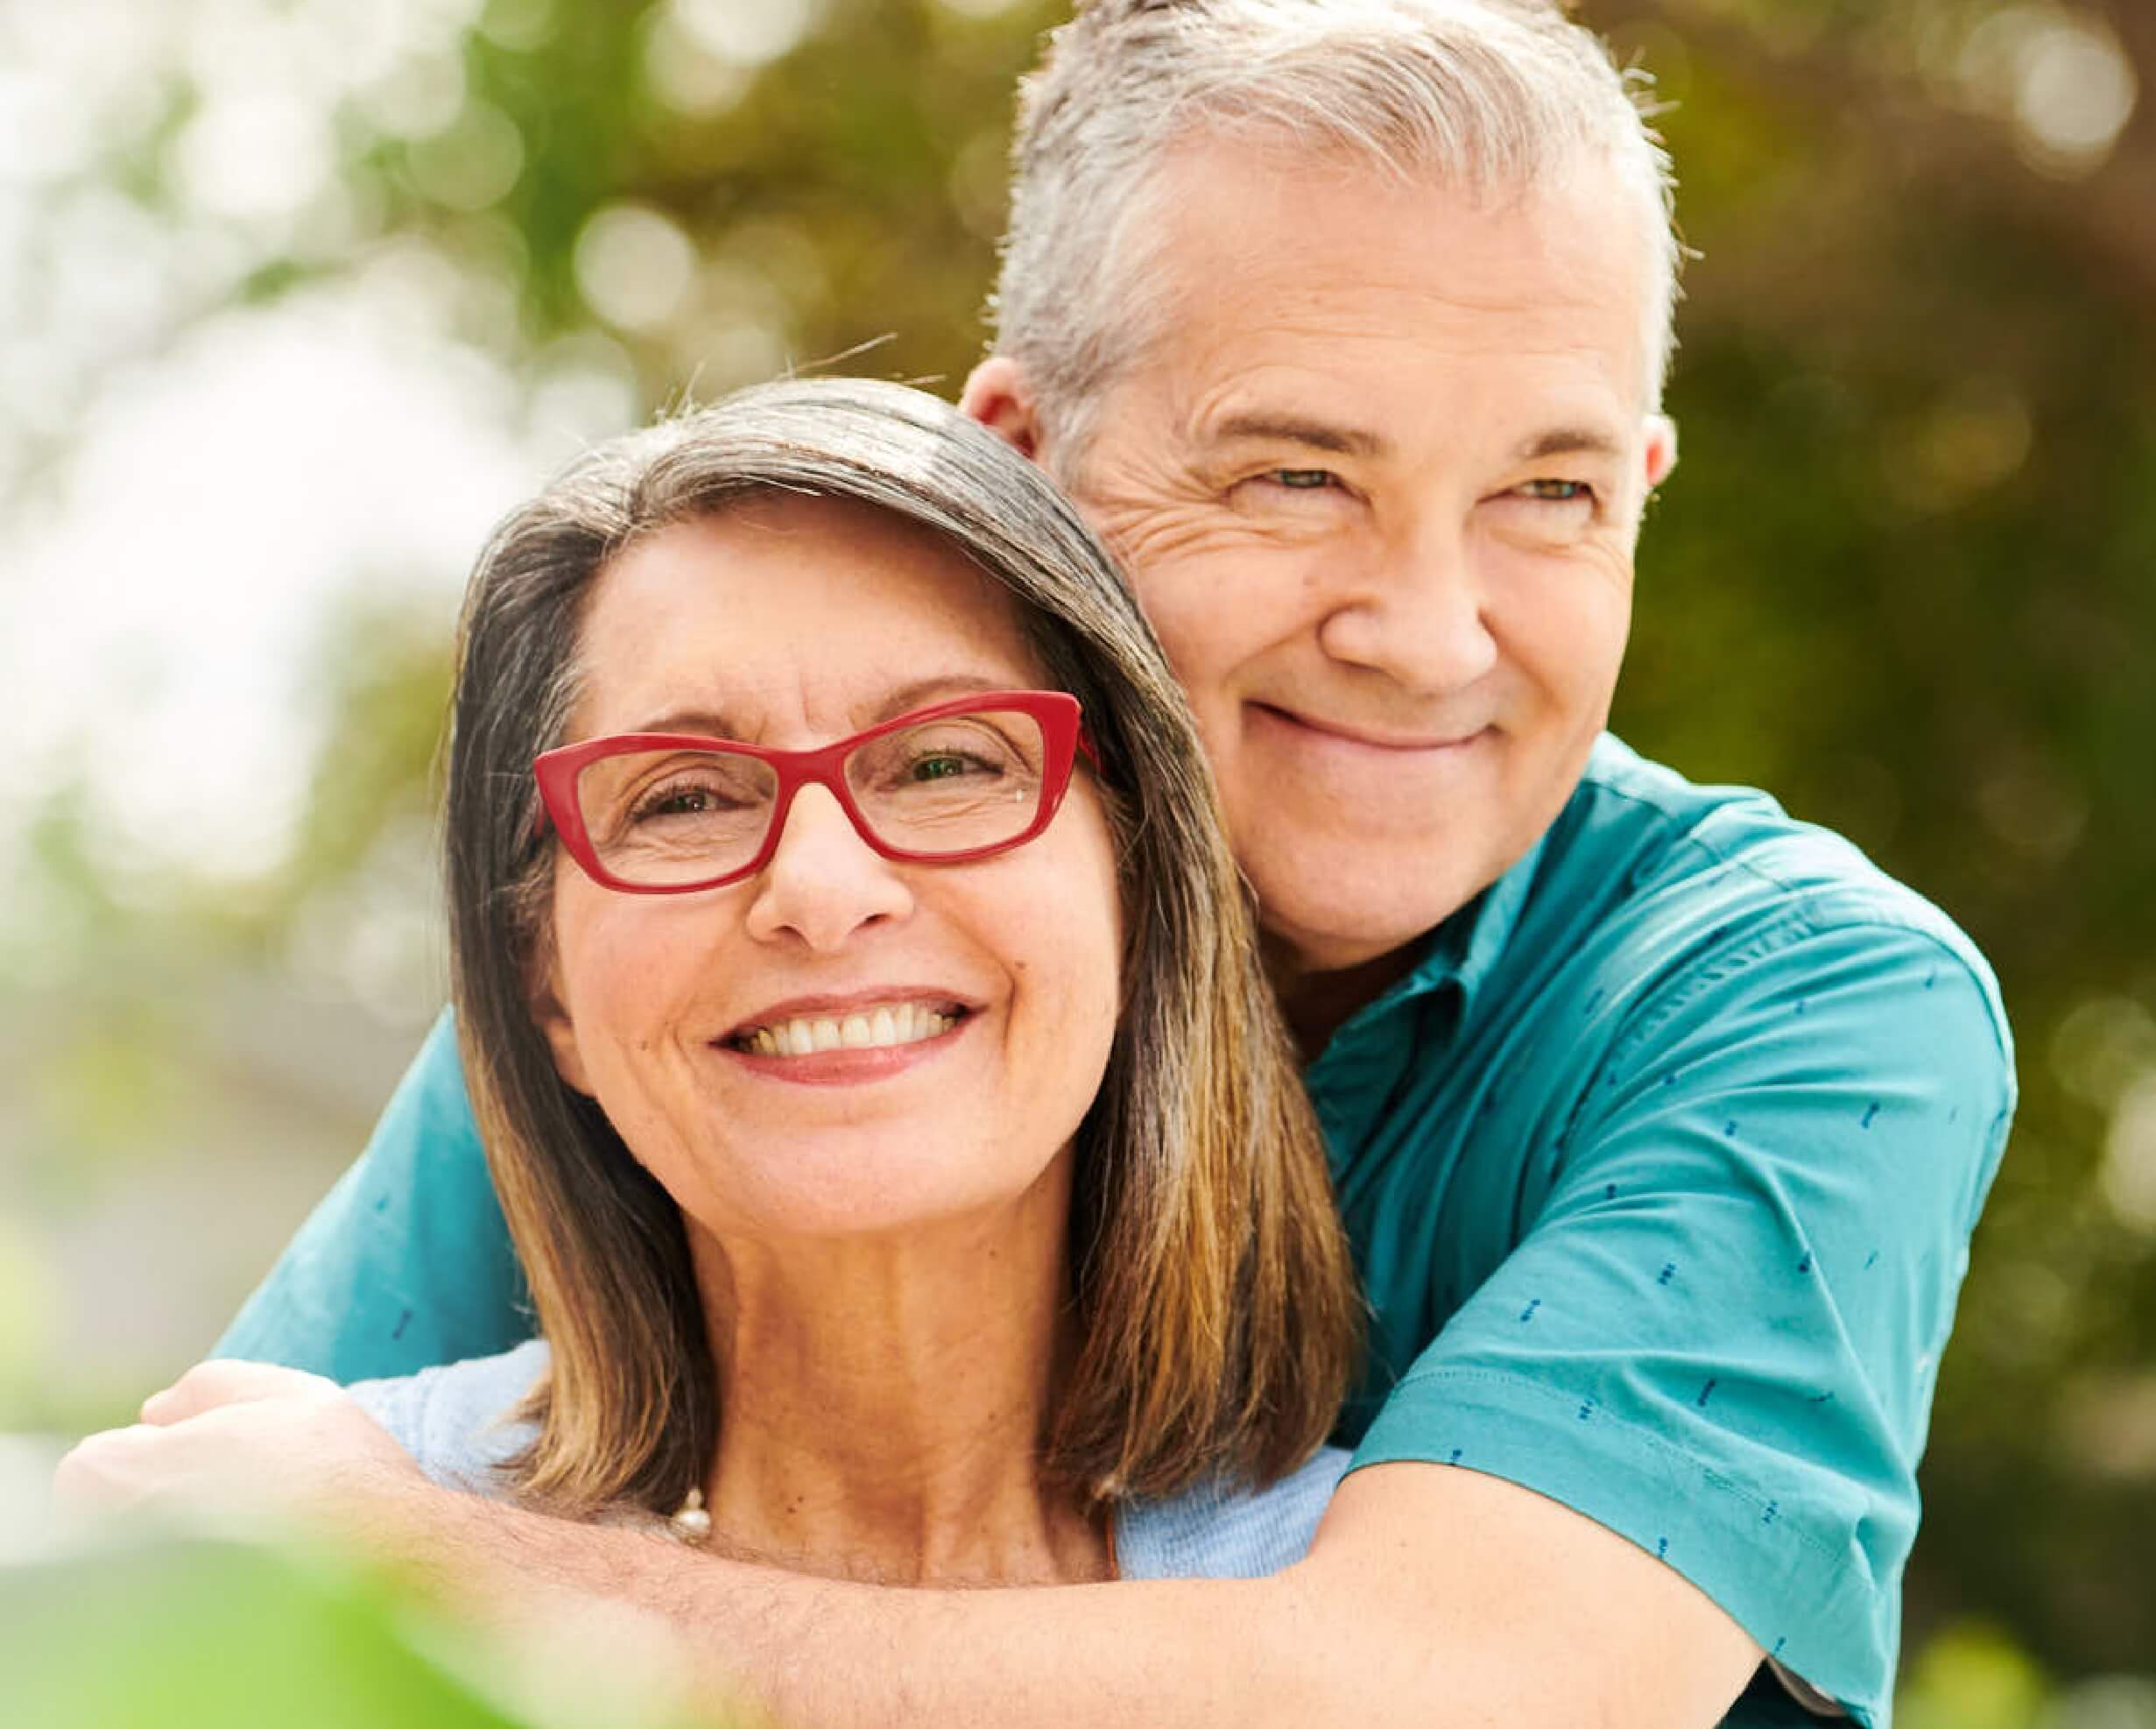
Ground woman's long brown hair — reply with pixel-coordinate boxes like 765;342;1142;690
443;378;1361;1516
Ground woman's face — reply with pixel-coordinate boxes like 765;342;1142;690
536;494;1123;1246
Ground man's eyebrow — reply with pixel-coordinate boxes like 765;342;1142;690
1207;413;1388;458
1516;426;1628;463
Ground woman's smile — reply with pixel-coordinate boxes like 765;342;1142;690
719;992;977;1085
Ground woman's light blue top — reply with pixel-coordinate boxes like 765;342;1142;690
351;1339;1351;1580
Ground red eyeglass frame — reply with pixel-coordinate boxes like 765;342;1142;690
533;689;1095;895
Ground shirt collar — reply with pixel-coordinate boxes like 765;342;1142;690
1362;826;1552;1025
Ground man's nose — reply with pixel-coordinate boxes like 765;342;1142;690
742;783;913;951
1314;515;1498;695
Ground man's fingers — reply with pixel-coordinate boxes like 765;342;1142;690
141;1359;331;1425
53;1424;159;1513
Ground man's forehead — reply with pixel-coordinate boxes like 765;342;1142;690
1132;138;1657;414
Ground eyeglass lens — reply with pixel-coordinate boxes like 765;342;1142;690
573;708;1052;886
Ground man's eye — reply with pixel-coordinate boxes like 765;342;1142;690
1515;478;1594;504
1265;469;1339;490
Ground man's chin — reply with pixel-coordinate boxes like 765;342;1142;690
1247;846;1498;978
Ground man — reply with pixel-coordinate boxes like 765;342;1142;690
74;4;2012;1725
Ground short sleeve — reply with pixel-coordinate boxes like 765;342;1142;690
349;1338;549;1497
215;1009;532;1382
1348;912;2013;1727
1117;1447;1353;1580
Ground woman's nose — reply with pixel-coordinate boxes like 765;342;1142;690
741;783;914;950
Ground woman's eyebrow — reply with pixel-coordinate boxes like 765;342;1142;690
625;707;738;739
624;675;1018;741
869;673;1018;722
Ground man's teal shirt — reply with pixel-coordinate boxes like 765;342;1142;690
218;737;2014;1727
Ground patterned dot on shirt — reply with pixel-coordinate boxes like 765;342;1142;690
1797;1253;1814;1275
1657;1536;1669;1559
1861;1102;1881;1129
1519;1298;1542;1323
1658;1261;1678;1287
1697;1377;1719;1408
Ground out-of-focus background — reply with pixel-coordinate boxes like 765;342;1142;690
0;0;2149;1717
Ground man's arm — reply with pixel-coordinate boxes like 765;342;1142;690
192;899;2005;1725
215;1010;529;1380
354;901;2001;1726
372;1453;1762;1729
1335;907;2013;1725
68;1361;1758;1729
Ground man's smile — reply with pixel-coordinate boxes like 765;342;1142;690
1246;702;1493;754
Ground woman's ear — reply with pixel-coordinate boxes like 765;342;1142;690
532;959;595;1097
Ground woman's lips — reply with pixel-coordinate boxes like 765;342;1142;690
715;995;975;1086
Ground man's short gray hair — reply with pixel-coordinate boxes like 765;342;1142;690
992;0;1681;454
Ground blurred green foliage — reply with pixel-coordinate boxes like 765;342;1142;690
6;0;2152;1714
0;1533;716;1729
2;1538;527;1729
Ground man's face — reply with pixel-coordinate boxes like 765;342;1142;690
975;140;1674;977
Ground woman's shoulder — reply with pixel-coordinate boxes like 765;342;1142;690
348;1337;550;1499
1116;1445;1353;1579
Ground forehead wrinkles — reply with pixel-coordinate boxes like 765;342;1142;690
1133;142;1652;413
566;512;1045;738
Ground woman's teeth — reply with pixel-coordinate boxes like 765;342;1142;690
741;1003;960;1057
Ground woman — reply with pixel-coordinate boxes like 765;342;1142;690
342;376;1363;1585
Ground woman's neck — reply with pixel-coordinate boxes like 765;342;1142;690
684;1171;1110;1586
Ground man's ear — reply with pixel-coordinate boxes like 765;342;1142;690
532;961;595;1097
1642;413;1679;491
959;356;1048;465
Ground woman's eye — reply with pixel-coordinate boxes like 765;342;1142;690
632;780;751;821
636;787;714;819
908;752;984;782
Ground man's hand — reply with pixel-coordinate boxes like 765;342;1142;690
54;1369;1766;1727
53;1359;424;1534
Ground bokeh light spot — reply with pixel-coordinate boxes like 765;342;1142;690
2103;1076;2156;1233
173;93;333;222
405;97;525;213
670;0;818;70
1958;6;2139;177
574;203;698;333
642;6;757;117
